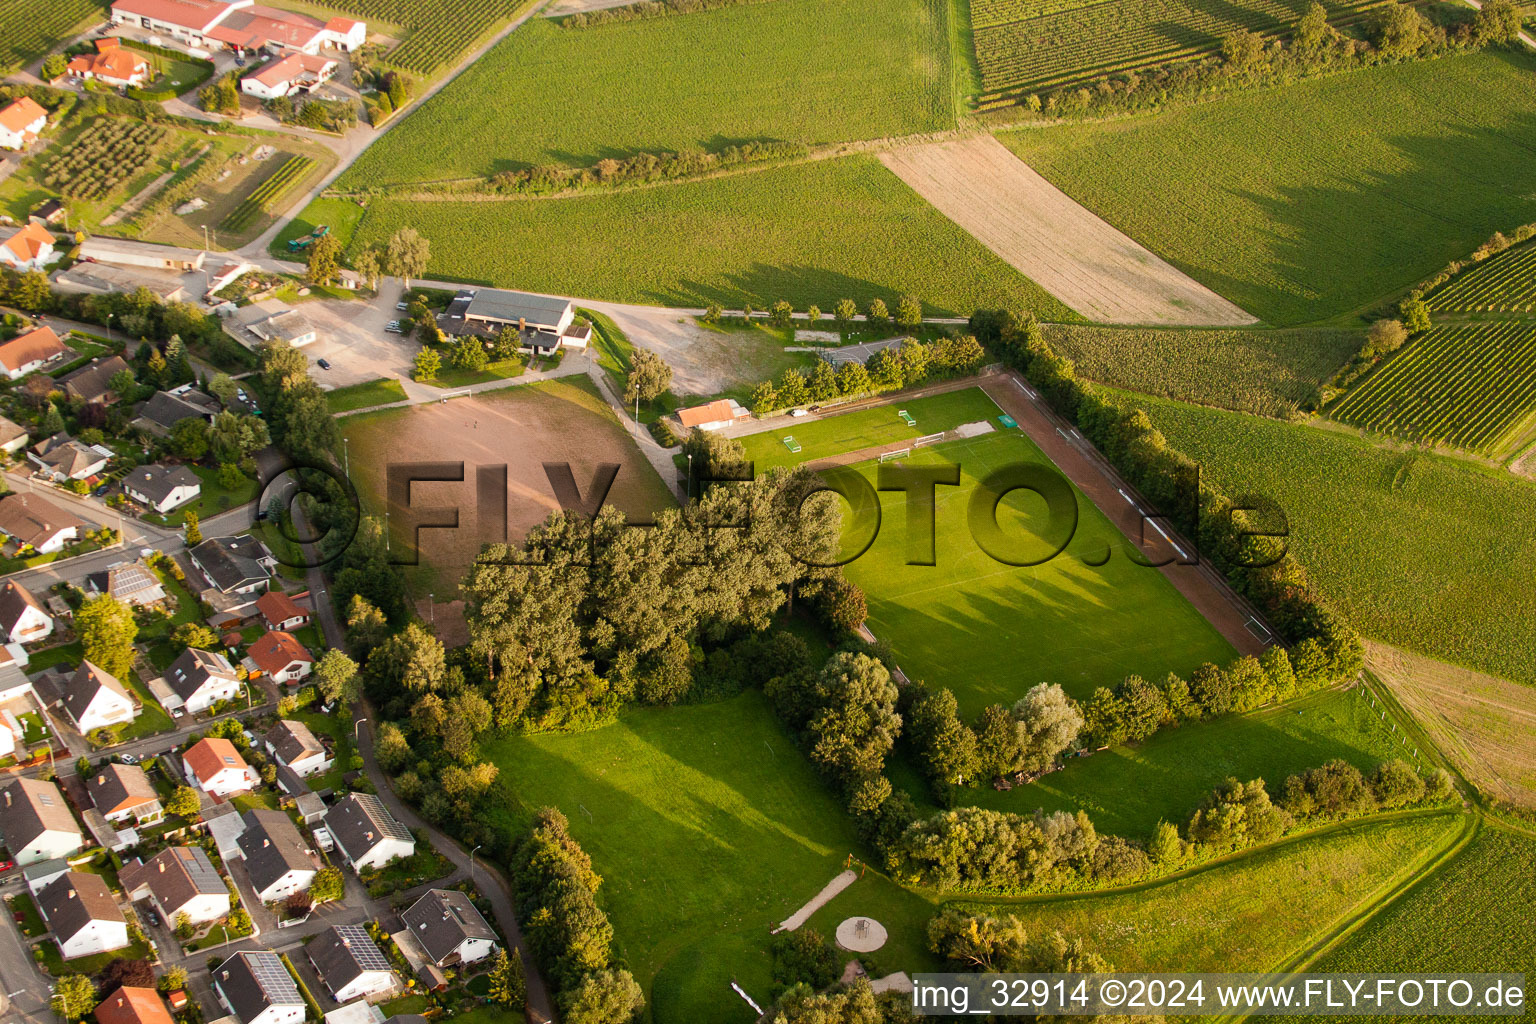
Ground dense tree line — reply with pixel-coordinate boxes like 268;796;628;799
886;758;1452;894
972;309;1364;688
511;809;644;1024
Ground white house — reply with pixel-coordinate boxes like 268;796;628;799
164;647;242;714
0;777;83;866
265;719;330;777
62;660;138;734
324;793;414;874
120;846;231;926
307;924;398;1004
0;97;47;150
236;808;316;903
213;950;306;1024
0;581;52;645
182;737;259;797
241;52;336;100
0;222;56;272
123;464;202;513
38;871;128;959
401;889;498;967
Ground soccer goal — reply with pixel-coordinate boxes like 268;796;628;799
913;432;946;448
879;448;911;463
782;436;802;453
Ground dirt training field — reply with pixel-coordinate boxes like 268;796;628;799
1369;641;1536;809
342;378;676;592
879;136;1258;326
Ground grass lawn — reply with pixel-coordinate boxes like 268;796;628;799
481;691;943;1023
339;155;1077;318
977;812;1464;973
1296;822;1536;1005
953;686;1413;838
833;425;1234;711
336;0;953;188
1133;392;1536;686
738;387;1008;472
326;378;408;413
1001;51;1536;326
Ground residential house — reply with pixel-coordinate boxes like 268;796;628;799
241;52;336;99
0;580;52;644
37;870;128;958
109;0;366;55
182;736;258;797
0;414;28;455
325;793;414;874
29;434;114;482
191;535;275;595
164;647;242;715
61;660;138;734
307;924;398;1004
440;287;585;356
58;355;132;404
67;40;152;88
401;889;498;967
86;762;162;825
0;325;68;378
95;986;175;1024
677;398;751;432
120;845;231;926
130;388;220;437
0;777;82;865
265;719;329;777
212;950;306;1024
0;492;83;554
0;222;56;272
237;807;317;903
123;464;202;513
0;96;47;150
256;590;310;631
247;631;313;684
86;563;168;607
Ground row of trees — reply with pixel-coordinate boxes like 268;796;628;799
747;335;987;416
510;809;645;1024
886;757;1452;894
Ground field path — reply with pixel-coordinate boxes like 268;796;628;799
879;136;1258;327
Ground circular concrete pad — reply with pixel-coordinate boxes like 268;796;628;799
836;916;888;952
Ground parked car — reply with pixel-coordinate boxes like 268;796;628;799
317;359;332;370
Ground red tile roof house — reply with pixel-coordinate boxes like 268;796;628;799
241;52;336;100
109;0;366;57
0;96;48;150
0;222;58;272
0;325;68;379
247;630;314;685
256;590;310;631
182;736;259;797
67;39;152;88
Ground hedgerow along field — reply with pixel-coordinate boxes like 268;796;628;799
334;0;952;188
295;0;526;77
1429;237;1536;313
969;0;1394;102
340;155;1077;317
219;155;315;233
1001;51;1536;326
1297;823;1536;1015
1131;391;1536;685
971;812;1461;972
823;419;1235;713
480;691;943;1024
1328;322;1536;458
0;0;106;73
1041;323;1361;417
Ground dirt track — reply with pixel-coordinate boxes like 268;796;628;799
879;137;1258;327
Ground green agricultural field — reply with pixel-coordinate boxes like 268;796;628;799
1001;51;1536;326
1329;322;1536;458
958;686;1413;837
0;0;106;73
1429;238;1536;314
1132;392;1536;685
969;0;1392;101
341;156;1077;317
1041;323;1362;417
831;422;1234;712
480;691;943;1024
739;388;1008;472
1296;823;1536;1017
336;0;952;188
976;812;1463;972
